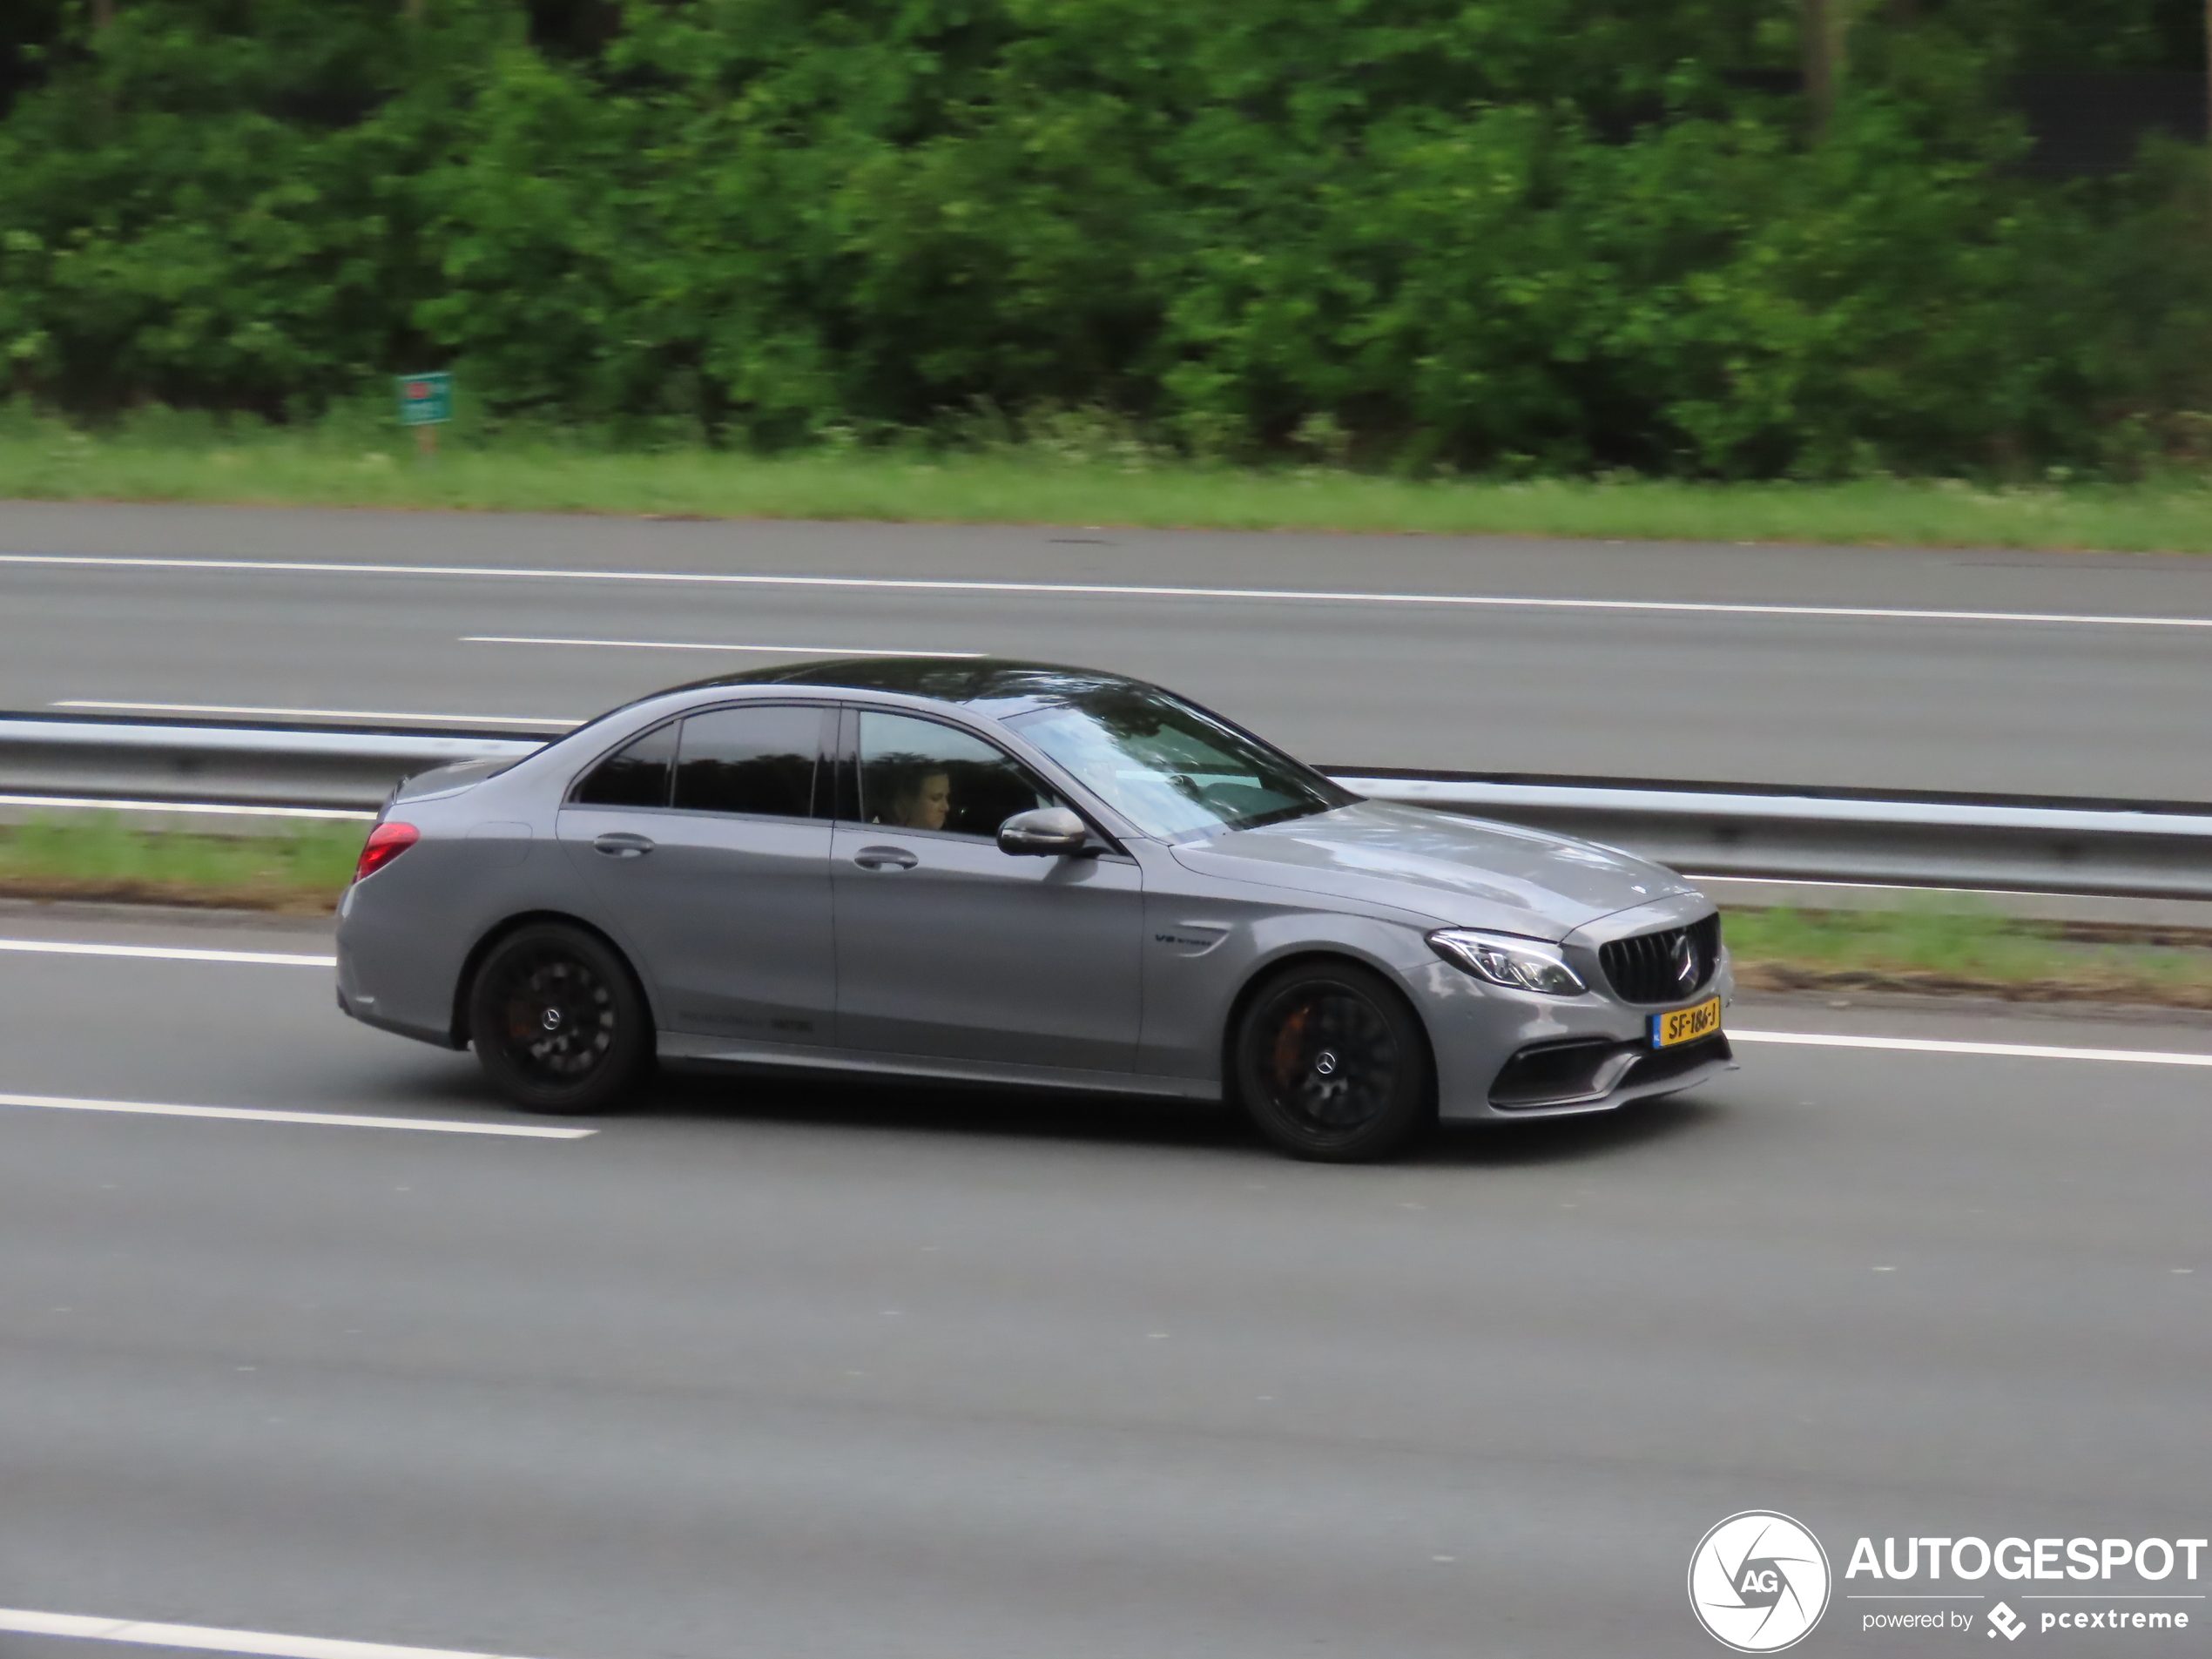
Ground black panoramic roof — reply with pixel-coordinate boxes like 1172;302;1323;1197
664;656;1158;711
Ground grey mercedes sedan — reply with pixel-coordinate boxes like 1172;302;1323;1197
337;658;1732;1160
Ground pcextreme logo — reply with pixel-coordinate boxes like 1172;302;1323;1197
1689;1511;1834;1653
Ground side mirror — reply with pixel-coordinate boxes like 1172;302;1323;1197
997;806;1093;857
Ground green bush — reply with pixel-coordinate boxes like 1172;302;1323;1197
2;0;2209;475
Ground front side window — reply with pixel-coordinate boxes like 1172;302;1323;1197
570;720;678;807
672;705;823;819
1004;688;1349;839
857;711;1059;838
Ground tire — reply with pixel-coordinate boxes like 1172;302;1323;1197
467;922;651;1114
1230;968;1433;1158
1231;960;1435;1163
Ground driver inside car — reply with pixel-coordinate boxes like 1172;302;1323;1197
882;766;953;832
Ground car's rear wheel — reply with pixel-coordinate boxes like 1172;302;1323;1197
468;922;651;1114
1232;961;1434;1162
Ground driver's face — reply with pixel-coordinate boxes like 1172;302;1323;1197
901;772;952;831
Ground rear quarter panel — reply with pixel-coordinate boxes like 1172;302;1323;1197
335;785;644;1046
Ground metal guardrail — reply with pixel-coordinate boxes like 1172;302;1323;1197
0;714;543;810
1331;773;2212;900
4;713;2211;900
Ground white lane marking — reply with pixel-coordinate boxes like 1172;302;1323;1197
0;792;374;820
54;700;579;729
1734;1029;2212;1067
5;553;2209;631
0;939;334;967
0;1606;549;1658
464;635;983;657
0;1093;596;1138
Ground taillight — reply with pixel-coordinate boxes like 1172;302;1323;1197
353;821;420;883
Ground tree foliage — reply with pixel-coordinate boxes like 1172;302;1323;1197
1;0;2208;474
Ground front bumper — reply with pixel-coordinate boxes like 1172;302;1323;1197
1410;954;1737;1123
1487;1030;1733;1114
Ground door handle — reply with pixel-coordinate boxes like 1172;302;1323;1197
593;832;656;859
853;845;919;871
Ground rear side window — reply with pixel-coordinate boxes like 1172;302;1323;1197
570;721;677;807
673;705;823;818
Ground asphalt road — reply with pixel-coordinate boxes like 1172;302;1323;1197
3;502;2212;800
3;906;2208;1658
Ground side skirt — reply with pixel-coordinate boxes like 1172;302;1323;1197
658;1030;1221;1102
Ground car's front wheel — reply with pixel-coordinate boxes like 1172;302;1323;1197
467;922;651;1114
1231;960;1434;1162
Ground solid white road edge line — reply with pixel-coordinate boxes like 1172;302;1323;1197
53;700;580;728
4;553;2209;631
0;792;375;819
1733;1030;2212;1067
0;1093;596;1138
0;939;335;967
0;1606;548;1659
464;634;983;656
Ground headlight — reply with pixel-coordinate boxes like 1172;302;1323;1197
1426;929;1586;995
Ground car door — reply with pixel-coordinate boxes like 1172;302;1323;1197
557;703;838;1044
829;706;1144;1072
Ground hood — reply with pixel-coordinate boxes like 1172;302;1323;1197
1167;801;1702;939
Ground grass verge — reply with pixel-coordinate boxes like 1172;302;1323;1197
6;817;2212;1009
1724;906;2212;1009
8;410;2212;550
0;816;361;915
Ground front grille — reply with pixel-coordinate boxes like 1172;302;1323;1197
1599;914;1721;1005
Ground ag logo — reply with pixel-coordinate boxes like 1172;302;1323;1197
1689;1511;1831;1652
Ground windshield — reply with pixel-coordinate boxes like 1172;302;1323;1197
1005;688;1352;840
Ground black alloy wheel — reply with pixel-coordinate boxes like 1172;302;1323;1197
1232;961;1434;1162
468;922;651;1114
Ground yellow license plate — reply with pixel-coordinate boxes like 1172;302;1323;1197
1651;995;1723;1049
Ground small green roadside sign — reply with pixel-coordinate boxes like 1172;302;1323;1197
395;371;453;426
